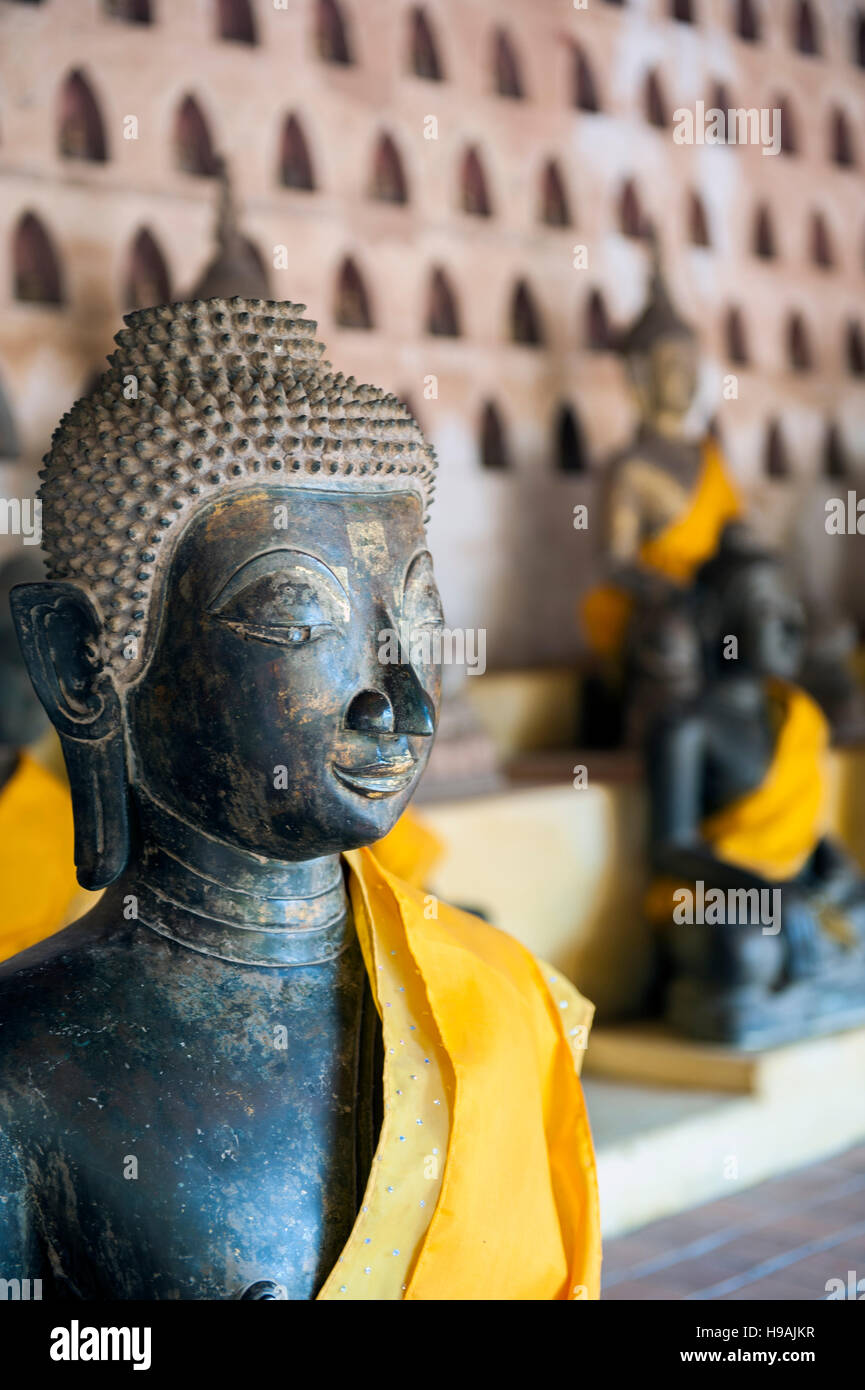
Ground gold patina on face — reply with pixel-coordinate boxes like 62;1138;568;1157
617;239;698;428
128;486;443;859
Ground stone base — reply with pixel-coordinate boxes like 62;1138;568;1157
585;1019;865;1092
664;971;865;1051
583;1024;865;1236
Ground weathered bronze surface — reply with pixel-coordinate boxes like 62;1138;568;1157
0;298;439;1298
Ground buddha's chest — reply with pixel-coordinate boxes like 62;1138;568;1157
703;711;775;813
26;947;376;1300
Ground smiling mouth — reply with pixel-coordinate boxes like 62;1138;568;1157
332;758;418;799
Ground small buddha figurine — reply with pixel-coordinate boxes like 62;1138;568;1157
799;606;865;746
579;236;741;744
646;524;865;1048
192;155;271;303
0;299;599;1300
0;556;86;963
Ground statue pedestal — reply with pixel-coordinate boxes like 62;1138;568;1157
583;1023;865;1236
585;1019;865;1093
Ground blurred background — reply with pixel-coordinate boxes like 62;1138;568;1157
2;0;865;1299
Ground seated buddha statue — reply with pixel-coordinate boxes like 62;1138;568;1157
0;298;599;1301
579;237;741;745
645;524;865;1048
0;555;88;964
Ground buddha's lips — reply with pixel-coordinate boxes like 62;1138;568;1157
332;758;417;798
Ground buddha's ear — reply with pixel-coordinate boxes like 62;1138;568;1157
9;581;129;889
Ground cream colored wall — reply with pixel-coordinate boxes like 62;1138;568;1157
3;0;865;658
462;665;582;758
422;780;653;1020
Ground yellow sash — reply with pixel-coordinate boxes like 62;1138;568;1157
581;438;742;659
370;807;444;889
0;753;87;964
701;680;828;881
646;681;829;922
319;846;601;1300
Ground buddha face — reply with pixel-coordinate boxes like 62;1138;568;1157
125;488;442;860
648;336;697;419
725;563;805;681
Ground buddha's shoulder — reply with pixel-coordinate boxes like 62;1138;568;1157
0;908;140;1055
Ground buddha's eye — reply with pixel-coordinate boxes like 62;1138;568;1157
208;569;344;649
217;619;332;648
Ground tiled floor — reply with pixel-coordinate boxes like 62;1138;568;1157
602;1144;865;1300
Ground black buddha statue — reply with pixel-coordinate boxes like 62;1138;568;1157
646;524;865;1048
0;298;599;1300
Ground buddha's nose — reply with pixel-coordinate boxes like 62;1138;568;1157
344;666;435;738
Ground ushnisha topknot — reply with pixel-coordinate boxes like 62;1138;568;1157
39;297;438;680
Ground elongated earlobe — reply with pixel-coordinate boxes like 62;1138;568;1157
10;581;129;889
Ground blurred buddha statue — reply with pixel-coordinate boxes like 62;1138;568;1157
579;235;741;745
799;605;865;746
646;523;865;1048
190;155;271;303
0;299;599;1301
0;555;85;963
622;592;702;749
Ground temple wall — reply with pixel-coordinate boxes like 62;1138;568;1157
1;0;865;665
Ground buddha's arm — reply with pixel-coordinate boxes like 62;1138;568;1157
604;459;688;593
605;464;642;573
647;713;775;892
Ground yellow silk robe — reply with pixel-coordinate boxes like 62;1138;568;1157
647;680;829;922
581;438;742;659
0;752;87;964
370;806;445;888
700;680;828;881
320;843;601;1300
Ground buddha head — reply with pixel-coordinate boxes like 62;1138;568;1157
696;523;805;682
618;238;698;427
11;299;442;887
